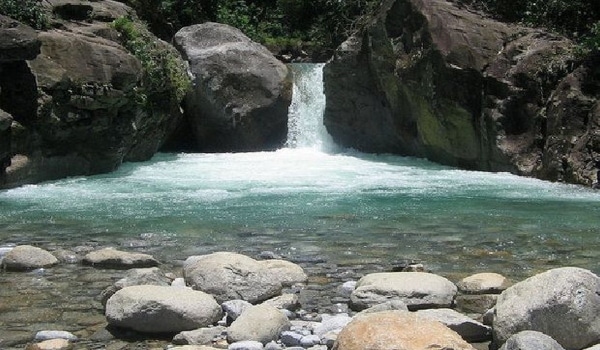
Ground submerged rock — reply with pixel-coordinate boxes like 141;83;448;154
1;245;58;271
349;272;457;311
105;285;222;333
333;310;475;350
83;248;159;269
493;267;600;349
173;22;292;152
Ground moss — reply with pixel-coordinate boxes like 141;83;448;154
112;16;190;113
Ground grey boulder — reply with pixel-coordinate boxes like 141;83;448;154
350;272;457;311
416;308;491;342
105;285;222;333
83;247;159;269
493;267;600;350
227;304;291;344
499;331;566;350
1;245;58;271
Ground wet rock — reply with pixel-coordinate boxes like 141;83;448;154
1;245;58;271
105;285;222;333
172;326;226;345
83;248;159;269
100;267;172;306
51;249;80;264
493;267;600;350
356;300;409;315
34;330;77;342
498;331;565;350
183;252;284;304
350;272;457;311
457;273;511;294
227;304;291;344
337;281;356;297
333;310;475;350
173;22;291;152
280;331;303;346
415;308;492;342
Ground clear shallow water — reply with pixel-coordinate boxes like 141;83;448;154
1;148;599;279
1;63;599;282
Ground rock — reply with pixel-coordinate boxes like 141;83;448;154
313;314;352;338
415;308;492;342
172;277;188;288
337;281;356;297
222;300;253;322
322;0;598;187
183;252;283;304
83;248;159;269
280;331;303;346
356;300;409;315
350;272;457;311
300;335;321;347
499;331;566;350
1;245;58;271
227;304;291;344
457;273;511;294
264;341;283;350
170;346;221;350
174;22;291;152
173;326;226;345
455;294;498;314
0;15;41;62
100;267;172;306
228;341;264;350
260;260;308;287
105;285;222;333
262;294;300;311
51;249;80;264
493;267;600;350
34;330;77;342
26;339;72;350
333;310;475;350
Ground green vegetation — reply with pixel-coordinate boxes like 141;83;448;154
459;0;600;53
112;16;190;111
0;0;48;29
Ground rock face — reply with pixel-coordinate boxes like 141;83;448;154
349;272;457;311
183;252;307;304
493;267;600;349
0;1;187;189
174;22;292;152
105;285;222;333
333;310;475;350
323;0;600;186
1;245;58;271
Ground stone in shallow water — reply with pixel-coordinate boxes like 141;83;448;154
350;272;457;311
172;326;226;345
1;245;58;271
34;330;78;341
83;247;159;269
457;273;511;294
100;267;172;306
26;338;71;350
105;285;222;333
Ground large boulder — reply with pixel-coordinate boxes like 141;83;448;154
415;308;491;342
493;267;600;349
333;310;475;350
0;1;187;189
100;267;172;306
323;0;600;186
174;22;292;152
349;272;457;311
499;331;566;350
105;285;223;333
183;252;306;304
0;15;41;62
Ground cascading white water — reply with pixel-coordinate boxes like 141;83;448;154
285;63;336;151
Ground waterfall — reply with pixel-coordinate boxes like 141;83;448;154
286;63;335;151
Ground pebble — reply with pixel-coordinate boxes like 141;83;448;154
264;341;284;350
228;340;264;350
34;330;78;342
280;331;302;347
300;335;320;347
